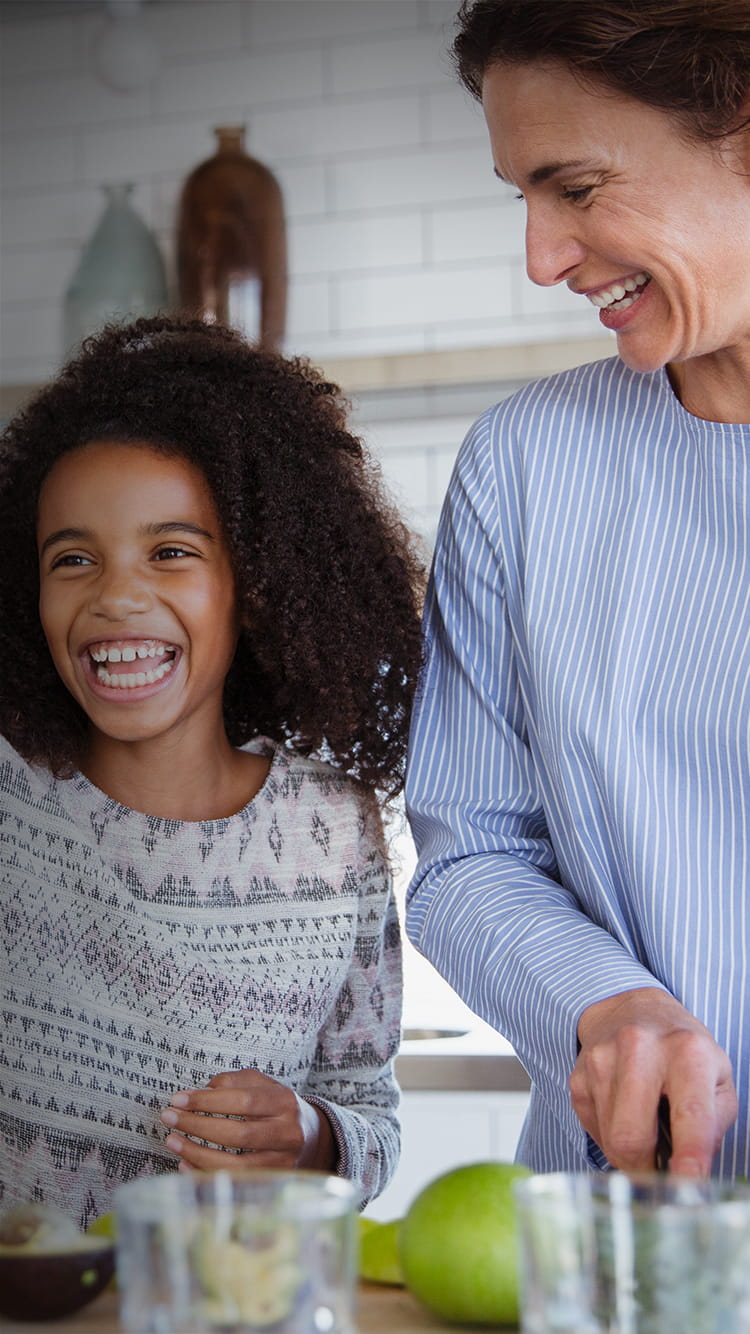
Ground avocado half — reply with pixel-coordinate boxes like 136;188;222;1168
0;1242;116;1321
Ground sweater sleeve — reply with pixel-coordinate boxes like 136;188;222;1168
301;790;402;1207
405;411;666;1168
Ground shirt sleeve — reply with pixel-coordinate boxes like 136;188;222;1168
405;411;666;1167
301;790;402;1206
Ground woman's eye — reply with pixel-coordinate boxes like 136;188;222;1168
561;185;594;203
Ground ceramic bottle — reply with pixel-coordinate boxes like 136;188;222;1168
62;182;168;358
176;126;287;351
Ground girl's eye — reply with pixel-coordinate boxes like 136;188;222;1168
154;546;193;561
50;553;92;569
561;185;594;203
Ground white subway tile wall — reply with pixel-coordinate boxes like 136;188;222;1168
0;0;608;539
0;0;603;380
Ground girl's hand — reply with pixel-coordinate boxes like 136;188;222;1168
570;987;737;1176
160;1069;336;1173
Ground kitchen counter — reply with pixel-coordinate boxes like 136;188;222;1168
396;1024;531;1094
0;1284;517;1332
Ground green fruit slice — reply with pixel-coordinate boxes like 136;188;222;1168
358;1217;404;1286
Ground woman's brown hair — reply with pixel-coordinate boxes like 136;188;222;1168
453;0;750;141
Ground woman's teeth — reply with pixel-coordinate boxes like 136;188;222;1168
88;641;177;688
589;271;651;310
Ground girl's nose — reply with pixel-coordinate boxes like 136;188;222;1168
89;567;152;619
525;207;586;288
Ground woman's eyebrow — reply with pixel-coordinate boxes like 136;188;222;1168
495;157;595;185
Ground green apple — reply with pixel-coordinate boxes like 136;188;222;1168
398;1160;531;1327
357;1217;404;1286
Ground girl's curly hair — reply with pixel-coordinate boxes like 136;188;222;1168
0;315;425;800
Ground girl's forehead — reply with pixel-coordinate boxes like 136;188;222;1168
42;438;206;490
37;439;220;525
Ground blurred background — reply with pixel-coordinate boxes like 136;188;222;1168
0;0;609;543
0;0;612;1216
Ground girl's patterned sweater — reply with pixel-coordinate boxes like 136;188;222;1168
0;735;402;1224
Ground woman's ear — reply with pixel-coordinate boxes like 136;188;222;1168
733;95;750;169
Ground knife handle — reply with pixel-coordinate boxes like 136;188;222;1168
654;1094;672;1171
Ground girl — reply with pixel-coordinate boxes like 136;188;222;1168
0;315;424;1225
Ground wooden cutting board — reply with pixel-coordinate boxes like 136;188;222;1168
0;1282;516;1331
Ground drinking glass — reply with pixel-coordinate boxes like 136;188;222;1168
115;1170;358;1334
513;1171;750;1334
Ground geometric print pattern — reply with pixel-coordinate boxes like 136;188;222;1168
1;736;401;1225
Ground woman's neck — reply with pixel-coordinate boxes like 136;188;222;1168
80;729;271;821
668;342;750;424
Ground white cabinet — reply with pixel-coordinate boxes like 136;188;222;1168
364;1089;531;1221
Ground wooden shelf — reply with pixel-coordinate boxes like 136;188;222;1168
1;336;614;419
320;334;613;393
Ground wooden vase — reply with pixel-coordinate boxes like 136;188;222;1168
176;126;287;351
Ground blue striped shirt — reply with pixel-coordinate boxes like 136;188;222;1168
405;355;750;1177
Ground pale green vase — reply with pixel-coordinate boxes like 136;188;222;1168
62;182;168;359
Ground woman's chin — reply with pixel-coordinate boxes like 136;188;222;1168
613;335;670;376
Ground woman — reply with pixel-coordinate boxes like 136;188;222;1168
406;0;750;1178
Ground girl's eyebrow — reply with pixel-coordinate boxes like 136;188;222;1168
144;521;216;542
39;520;216;557
39;526;89;556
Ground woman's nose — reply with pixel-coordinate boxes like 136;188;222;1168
89;566;152;619
525;207;586;287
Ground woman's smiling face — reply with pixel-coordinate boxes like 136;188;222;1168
37;439;240;757
481;60;750;376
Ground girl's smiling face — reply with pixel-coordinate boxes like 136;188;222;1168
37;439;240;758
481;60;750;379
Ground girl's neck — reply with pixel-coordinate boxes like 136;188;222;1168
80;729;271;821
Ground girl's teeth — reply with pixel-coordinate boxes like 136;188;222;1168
96;657;175;688
90;641;173;664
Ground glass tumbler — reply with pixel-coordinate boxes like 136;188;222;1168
115;1170;358;1334
513;1171;750;1334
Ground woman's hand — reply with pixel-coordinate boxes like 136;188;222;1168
570;987;738;1176
160;1069;337;1173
